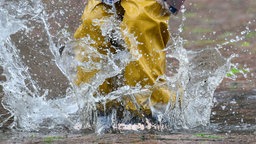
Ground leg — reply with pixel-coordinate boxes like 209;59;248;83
74;0;115;93
74;0;125;118
120;0;174;111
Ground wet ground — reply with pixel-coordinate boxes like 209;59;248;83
0;132;256;144
1;0;256;143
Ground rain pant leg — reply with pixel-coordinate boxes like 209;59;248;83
120;0;173;111
74;0;116;94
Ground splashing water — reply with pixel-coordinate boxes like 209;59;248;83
0;1;254;133
0;0;87;131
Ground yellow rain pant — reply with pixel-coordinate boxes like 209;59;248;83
74;0;174;114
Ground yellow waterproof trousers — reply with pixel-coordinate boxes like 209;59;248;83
74;0;174;113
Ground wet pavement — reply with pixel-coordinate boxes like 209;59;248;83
0;131;256;144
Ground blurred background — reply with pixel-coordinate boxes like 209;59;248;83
174;0;256;128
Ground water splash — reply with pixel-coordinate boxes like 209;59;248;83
0;0;253;133
0;0;86;131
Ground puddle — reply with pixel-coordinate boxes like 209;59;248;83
0;0;255;140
